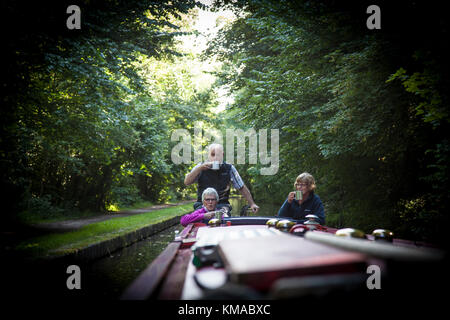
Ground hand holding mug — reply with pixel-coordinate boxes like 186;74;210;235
200;162;213;171
287;191;296;204
204;211;215;219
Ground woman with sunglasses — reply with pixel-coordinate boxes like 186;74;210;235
180;187;229;227
277;172;325;224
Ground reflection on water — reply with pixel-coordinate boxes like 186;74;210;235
83;223;184;299
82;198;281;298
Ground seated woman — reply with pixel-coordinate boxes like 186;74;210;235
180;187;229;227
277;172;325;224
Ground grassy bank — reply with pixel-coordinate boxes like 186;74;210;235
18;201;156;224
16;203;193;259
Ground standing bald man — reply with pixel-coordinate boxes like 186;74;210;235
184;143;260;214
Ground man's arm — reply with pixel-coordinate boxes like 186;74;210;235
238;185;259;213
184;163;211;186
229;165;259;213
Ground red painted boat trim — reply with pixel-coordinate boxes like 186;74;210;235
157;248;193;299
123;220;440;300
178;223;193;240
121;241;181;300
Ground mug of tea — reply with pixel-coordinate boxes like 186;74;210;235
295;190;303;201
212;161;220;170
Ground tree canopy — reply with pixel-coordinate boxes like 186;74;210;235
1;0;449;244
1;0;210;220
206;0;450;243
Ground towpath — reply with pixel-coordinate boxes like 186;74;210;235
34;200;194;232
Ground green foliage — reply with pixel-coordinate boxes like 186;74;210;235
387;63;449;127
1;1;212;221
207;0;450;243
3;0;449;245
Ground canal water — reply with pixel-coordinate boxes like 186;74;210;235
82;197;281;298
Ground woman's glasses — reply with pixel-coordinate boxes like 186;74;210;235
204;198;217;202
295;183;308;187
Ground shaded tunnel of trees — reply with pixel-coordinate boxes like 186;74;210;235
1;0;449;245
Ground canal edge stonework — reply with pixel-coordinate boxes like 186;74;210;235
48;215;184;262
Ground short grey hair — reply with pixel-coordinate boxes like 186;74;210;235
202;187;219;202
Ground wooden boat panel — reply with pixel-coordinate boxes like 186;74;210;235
157;248;192;299
121;241;181;300
218;231;367;291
